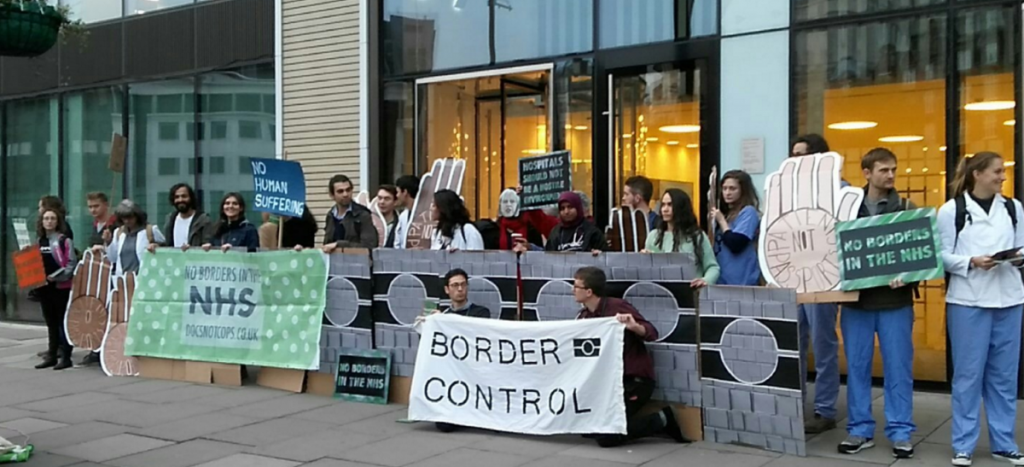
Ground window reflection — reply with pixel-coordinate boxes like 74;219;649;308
60;0;122;23
125;0;193;16
600;0;717;49
494;0;592;62
795;0;944;22
795;15;948;382
383;0;490;75
129;78;195;224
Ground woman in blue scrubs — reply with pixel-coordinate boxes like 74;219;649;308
710;170;761;285
939;151;1024;467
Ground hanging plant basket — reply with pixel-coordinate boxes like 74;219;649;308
0;0;68;57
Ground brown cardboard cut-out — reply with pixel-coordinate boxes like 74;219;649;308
65;251;112;350
138;357;186;381
182;361;242;386
257;367;306;393
306;371;336;396
102;273;139;377
606;206;649;252
404;159;467;249
758;152;863;294
388;376;412;405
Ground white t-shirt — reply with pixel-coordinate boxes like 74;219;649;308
173;214;194;248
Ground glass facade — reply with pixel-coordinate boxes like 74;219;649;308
61;0;208;23
599;0;717;48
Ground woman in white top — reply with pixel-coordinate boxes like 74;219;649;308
94;200;165;277
430;189;483;251
939;151;1024;466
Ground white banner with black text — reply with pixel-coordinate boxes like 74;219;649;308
408;314;626;435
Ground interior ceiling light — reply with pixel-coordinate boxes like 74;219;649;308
1006;161;1017;167
827;121;878;130
574;126;588;131
964;101;1016;111
666;141;679;146
659;125;701;133
564;124;573;130
521;149;546;155
646;137;659;142
1005;120;1016;126
878;135;924;143
940;146;947;152
686;144;699;149
622;134;633;139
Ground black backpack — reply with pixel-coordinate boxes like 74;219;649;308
475;219;500;250
946;194;1021;288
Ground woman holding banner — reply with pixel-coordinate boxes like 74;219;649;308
203;193;260;253
710;170;761;286
939;151;1024;466
643;189;719;288
35;208;76;370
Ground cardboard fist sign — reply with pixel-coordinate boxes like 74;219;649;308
758;152;863;293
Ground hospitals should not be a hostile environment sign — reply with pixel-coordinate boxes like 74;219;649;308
835;208;944;291
408;314;626;435
124;250;328;369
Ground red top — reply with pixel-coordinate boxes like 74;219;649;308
578;297;657;380
497;210;559;250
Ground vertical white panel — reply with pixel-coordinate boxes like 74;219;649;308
721;0;788;36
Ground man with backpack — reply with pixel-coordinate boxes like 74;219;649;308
322;174;378;251
837;148;917;459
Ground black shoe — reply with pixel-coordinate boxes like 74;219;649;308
35;358;57;369
36;350;48;358
661;407;690;443
893;441;914;459
837;436;874;454
79;352;100;366
435;422;459;433
54;359;73;370
992;450;1024;465
805;414;837;434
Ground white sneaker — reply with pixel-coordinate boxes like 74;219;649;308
952;452;972;466
993;451;1024;466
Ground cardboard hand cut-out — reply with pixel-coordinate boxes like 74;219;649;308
102;273;138;377
64;250;112;351
758;153;863;293
404;159;466;249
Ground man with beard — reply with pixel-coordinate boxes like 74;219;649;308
152;183;214;251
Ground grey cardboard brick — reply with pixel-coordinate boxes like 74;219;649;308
355;333;370;349
743;412;761;433
671;372;688;391
765;435;785;452
660;268;684;281
753;287;775;303
341;331;354;349
729;411;745;431
713;301;729;316
653;350;673;368
702;386;714;407
730;389;752;413
691;391;702;406
776;394;799;418
713;387;730;409
771;416;792;438
727;301;741;315
738;432;767;449
771;288;797;303
404;349;417;364
716;429;739;444
662;389;681;403
792;419;805;441
763;303;784;318
783;302;799;321
705;408;729;429
784;439;805;456
687;373;700;393
753;393;775;415
381;329;395;348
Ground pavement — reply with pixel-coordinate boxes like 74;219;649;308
1;322;1023;467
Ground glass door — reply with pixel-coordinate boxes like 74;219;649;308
610;62;705;216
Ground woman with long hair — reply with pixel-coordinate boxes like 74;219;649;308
644;189;719;288
430;189;484;251
202;193;259;253
35;208;76;370
711;170;761;285
939;151;1024;466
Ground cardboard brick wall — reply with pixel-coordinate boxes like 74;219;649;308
699;286;806;456
318;251;374;375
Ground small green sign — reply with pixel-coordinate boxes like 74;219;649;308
335;349;392;405
836;207;944;291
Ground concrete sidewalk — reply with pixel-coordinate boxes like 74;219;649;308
1;322;1021;467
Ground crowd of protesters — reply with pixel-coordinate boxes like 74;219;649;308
21;135;1024;465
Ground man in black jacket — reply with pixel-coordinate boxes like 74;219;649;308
323;175;378;251
155;184;214;250
836;148;917;459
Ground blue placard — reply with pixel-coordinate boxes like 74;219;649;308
250;158;306;217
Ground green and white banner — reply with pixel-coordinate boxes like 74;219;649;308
836;207;944;291
124;250;329;369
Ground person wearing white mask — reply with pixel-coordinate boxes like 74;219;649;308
939;151;1024;467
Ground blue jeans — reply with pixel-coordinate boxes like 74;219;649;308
799;303;839;419
948;304;1022;454
840;306;916;442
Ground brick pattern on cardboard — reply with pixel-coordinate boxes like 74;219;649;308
699;286;805;457
319;253;373;374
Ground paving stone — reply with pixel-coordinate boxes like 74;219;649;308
17;393;117;413
135;413;260;442
226;394;336;420
0;417;68;435
193;454;300;467
51;434;173;463
125;385;235;404
12;451;83;467
206;417;336;447
20;421;129;451
107;439;249;467
300;460;380;467
247;428;378;462
402;447;533;467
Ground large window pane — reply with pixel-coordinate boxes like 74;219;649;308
3;97;58;322
557;59;594;208
959;7;1016;197
199;64;275;222
126;0;193;15
383;0;490;76
600;0;717;49
795;0;945;22
60;0;122;23
130;78;195;227
383;81;415;182
64;88;124;253
795;15;948;382
494;0;592;62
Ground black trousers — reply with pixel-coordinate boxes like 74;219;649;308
594;376;666;447
38;285;72;359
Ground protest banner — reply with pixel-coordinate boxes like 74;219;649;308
12;218;31;250
109;133;127;173
408;314;626;436
124;250;328;370
12;247;46;290
335;349;391;404
518;151;572;210
836;207;943;291
250;158;306;218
